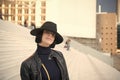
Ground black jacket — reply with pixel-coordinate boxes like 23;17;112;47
20;50;69;80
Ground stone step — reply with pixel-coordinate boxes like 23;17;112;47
0;64;20;80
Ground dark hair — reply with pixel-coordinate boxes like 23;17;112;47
35;30;43;43
49;41;56;48
35;30;56;48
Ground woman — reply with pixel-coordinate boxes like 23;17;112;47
20;21;69;80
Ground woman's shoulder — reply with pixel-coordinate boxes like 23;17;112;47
52;49;62;54
21;54;36;66
51;49;64;57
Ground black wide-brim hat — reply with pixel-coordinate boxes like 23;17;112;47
30;21;63;44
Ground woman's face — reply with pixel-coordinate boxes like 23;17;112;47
39;30;55;47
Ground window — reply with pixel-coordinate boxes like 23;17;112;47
0;4;2;7
18;16;22;20
25;2;29;5
111;49;113;51
41;16;45;21
106;43;108;45
18;1;22;7
11;9;15;14
4;16;8;20
41;9;45;14
106;33;108;35
4;9;8;14
5;4;9;7
117;24;120;49
31;16;35;20
18;9;22;14
11;16;15;20
25;9;28;14
106;27;108;29
18;4;22;7
0;9;2;13
11;4;15;7
24;16;28;20
41;1;46;7
31;9;35;14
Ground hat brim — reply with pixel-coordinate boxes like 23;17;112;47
30;28;63;44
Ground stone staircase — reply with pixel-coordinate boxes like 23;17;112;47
0;20;36;80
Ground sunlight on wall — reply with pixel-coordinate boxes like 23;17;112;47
46;0;96;38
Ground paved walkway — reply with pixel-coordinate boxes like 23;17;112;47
55;43;120;80
112;54;120;71
0;20;120;80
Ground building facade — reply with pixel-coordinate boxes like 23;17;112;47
0;0;46;27
73;0;119;55
97;13;117;54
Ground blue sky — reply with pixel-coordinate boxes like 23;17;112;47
96;0;117;12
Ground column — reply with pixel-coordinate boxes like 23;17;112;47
8;4;11;21
2;4;5;19
22;1;25;25
35;0;41;27
15;4;18;24
28;1;31;26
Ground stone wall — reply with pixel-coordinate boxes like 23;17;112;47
70;37;101;51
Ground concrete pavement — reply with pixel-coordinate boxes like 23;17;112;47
55;42;120;80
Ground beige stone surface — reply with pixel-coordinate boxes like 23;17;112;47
55;43;120;80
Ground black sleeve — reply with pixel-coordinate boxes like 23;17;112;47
54;50;69;80
59;52;69;80
20;62;30;80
